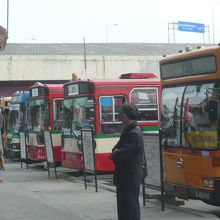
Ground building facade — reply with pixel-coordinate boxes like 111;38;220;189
0;43;212;96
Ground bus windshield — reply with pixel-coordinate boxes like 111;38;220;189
162;82;220;149
0;109;3;129
54;99;64;131
8;104;24;133
27;99;49;132
62;96;95;135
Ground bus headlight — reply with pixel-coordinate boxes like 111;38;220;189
203;178;214;188
209;179;214;188
203;179;209;187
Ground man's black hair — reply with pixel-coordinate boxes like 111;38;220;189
121;102;139;120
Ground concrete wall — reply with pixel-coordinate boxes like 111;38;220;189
0;55;161;81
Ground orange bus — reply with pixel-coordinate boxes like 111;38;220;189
0;96;11;149
160;45;220;206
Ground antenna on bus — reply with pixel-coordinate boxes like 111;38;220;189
186;45;192;52
197;45;204;49
34;82;43;85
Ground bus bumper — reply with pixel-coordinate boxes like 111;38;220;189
5;144;21;160
27;145;46;161
164;180;220;206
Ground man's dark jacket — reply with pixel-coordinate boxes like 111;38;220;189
110;122;144;187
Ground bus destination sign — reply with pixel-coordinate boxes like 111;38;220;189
68;84;79;96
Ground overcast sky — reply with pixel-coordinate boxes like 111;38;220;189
0;0;220;44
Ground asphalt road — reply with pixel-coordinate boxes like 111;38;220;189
0;162;90;220
0;160;219;220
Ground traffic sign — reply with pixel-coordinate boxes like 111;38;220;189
178;21;205;33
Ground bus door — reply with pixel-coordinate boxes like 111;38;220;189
162;86;185;185
27;99;50;161
181;83;218;188
52;98;63;162
6;103;20;158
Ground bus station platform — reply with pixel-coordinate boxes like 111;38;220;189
0;161;219;220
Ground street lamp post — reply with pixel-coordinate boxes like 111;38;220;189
212;1;220;44
106;24;117;43
7;0;9;34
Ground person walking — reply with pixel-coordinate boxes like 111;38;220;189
109;102;144;220
0;148;6;182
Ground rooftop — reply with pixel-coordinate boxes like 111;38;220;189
0;43;216;56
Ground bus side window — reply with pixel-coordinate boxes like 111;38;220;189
130;88;158;121
101;97;113;122
100;96;125;134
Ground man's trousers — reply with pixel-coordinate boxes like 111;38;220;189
116;184;140;220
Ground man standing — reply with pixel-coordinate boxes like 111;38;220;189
110;102;144;220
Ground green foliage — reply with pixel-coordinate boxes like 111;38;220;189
57;172;76;182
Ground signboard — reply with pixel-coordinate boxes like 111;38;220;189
81;128;98;192
20;132;26;160
178;21;205;33
142;132;165;211
143;134;161;187
160;55;216;80
81;129;95;171
31;88;39;97
68;84;79;96
44;131;54;163
185;131;217;148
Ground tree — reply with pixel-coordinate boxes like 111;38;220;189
0;25;8;51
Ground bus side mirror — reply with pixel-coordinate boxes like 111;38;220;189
208;99;220;121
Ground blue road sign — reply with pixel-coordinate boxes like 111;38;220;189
178;21;205;33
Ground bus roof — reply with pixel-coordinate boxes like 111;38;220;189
29;83;64;90
64;76;161;87
160;45;220;86
11;91;30;103
2;96;12;102
29;83;64;99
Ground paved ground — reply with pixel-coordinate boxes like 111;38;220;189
0;160;219;220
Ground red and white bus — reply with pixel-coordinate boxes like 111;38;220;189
26;83;64;162
61;73;161;171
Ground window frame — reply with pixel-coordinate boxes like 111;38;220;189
129;87;159;122
99;95;126;134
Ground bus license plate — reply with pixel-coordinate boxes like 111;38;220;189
175;186;188;200
194;190;211;200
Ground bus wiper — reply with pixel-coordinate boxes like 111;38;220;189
72;129;78;138
183;98;197;152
